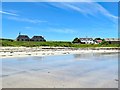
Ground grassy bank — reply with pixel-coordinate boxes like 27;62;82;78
0;39;119;48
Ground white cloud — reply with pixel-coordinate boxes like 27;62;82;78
91;2;118;20
2;10;48;24
49;2;117;22
0;11;18;16
7;16;48;24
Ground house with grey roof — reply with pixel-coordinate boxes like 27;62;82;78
31;36;46;42
105;38;120;44
16;34;46;42
16;35;30;41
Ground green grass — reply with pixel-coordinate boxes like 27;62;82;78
0;39;119;48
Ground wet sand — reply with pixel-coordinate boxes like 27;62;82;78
2;53;118;88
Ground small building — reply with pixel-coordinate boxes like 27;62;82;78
95;40;103;44
31;36;46;42
79;38;94;44
105;38;120;44
16;35;30;41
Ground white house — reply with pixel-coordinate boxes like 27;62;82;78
79;38;94;44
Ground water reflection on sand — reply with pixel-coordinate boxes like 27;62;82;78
2;53;118;88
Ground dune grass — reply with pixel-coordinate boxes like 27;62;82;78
0;39;119;48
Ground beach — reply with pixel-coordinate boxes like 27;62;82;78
0;47;119;58
2;53;118;88
1;47;119;88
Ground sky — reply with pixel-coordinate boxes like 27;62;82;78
1;2;118;41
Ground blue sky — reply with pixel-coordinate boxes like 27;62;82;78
1;2;118;41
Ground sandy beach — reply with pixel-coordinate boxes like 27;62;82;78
0;47;119;58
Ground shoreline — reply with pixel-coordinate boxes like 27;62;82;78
1;47;119;58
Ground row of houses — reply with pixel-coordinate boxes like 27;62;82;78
16;35;46;42
16;34;120;44
73;38;120;44
78;38;102;44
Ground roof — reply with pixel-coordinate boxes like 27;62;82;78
96;40;102;43
79;38;93;41
31;36;44;39
16;35;30;39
